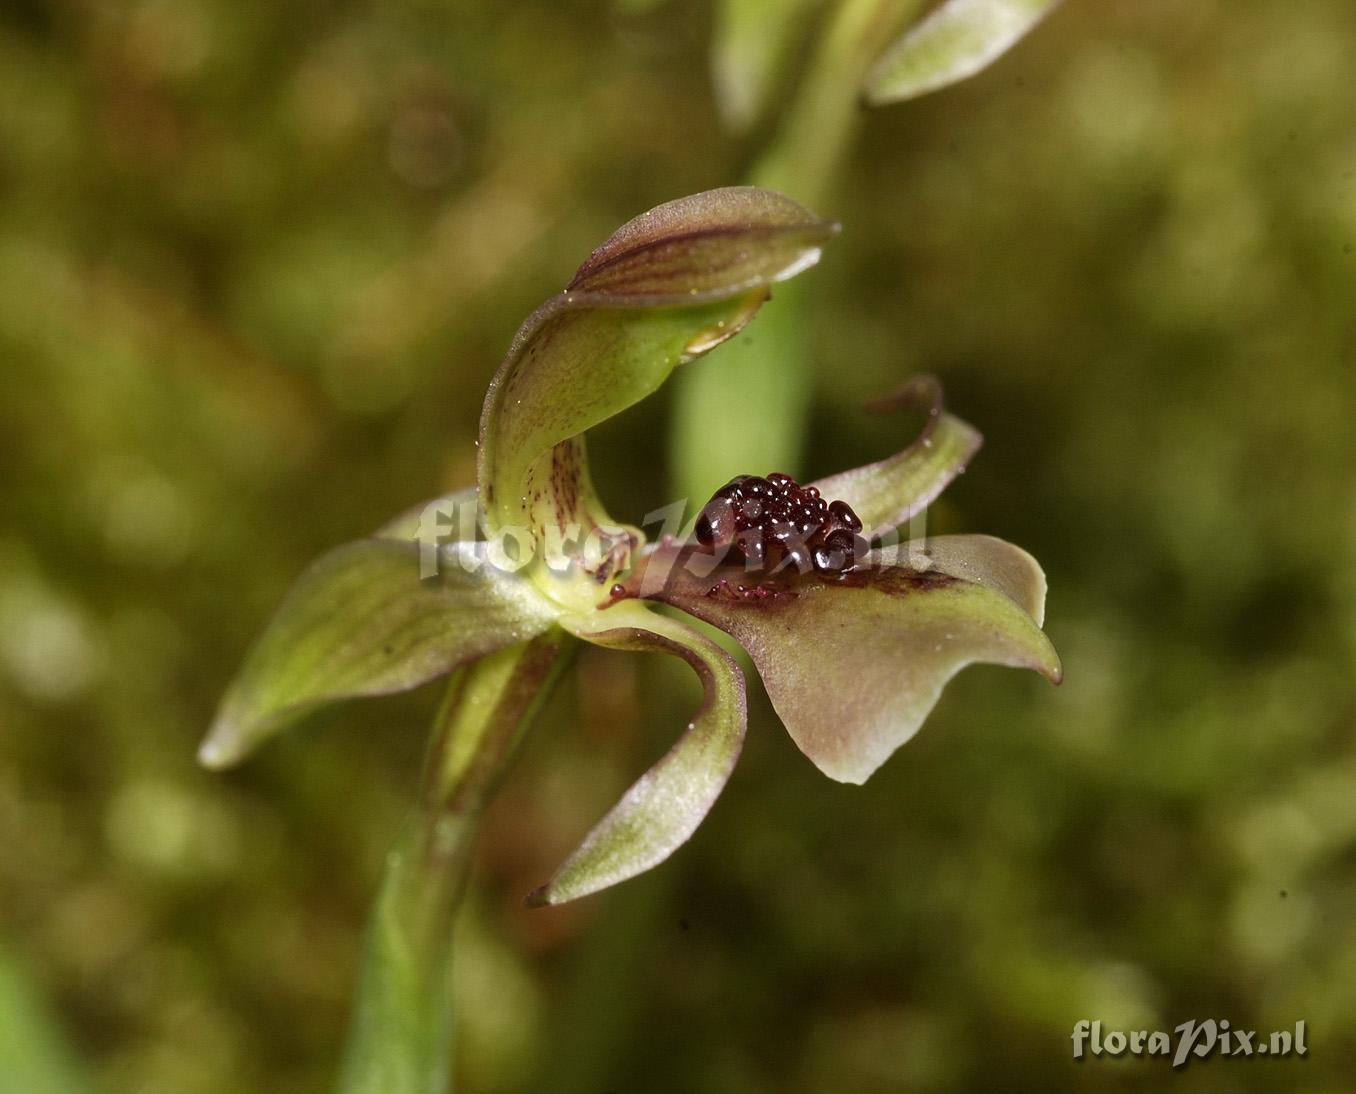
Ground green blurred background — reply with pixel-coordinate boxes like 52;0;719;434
3;0;1355;1090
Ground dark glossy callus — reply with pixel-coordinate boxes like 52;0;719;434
695;472;867;578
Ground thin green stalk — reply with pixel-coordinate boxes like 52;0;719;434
757;0;918;202
338;632;571;1094
671;0;922;504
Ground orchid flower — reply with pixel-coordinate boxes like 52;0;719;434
200;186;1060;908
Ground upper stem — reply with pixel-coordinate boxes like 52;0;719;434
671;0;923;503
338;632;572;1094
755;0;920;204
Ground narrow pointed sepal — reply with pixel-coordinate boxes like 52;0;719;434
527;604;747;906
199;539;560;769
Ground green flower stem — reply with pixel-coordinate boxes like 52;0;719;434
338;632;572;1094
755;0;920;203
671;0;923;504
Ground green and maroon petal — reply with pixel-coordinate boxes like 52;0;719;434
200;538;559;768
527;602;747;905
478;187;838;539
652;535;1059;784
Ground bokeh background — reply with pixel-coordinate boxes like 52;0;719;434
3;0;1356;1090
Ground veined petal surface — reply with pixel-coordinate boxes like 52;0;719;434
528;602;747;905
478;188;838;539
200;539;559;768
658;540;1059;784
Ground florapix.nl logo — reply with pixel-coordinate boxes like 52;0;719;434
1072;1019;1308;1069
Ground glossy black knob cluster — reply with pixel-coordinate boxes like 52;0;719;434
694;472;866;578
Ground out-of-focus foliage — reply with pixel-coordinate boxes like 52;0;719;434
2;1;1355;1092
0;944;92;1094
711;0;823;131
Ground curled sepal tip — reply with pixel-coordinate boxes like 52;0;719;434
527;603;747;906
809;374;983;539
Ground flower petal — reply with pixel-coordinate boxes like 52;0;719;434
527;602;747;906
658;545;1059;785
808;374;982;537
865;0;1062;106
200;539;560;769
872;533;1048;626
478;187;837;536
567;186;838;301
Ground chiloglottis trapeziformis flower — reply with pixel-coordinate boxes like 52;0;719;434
199;186;1061;905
